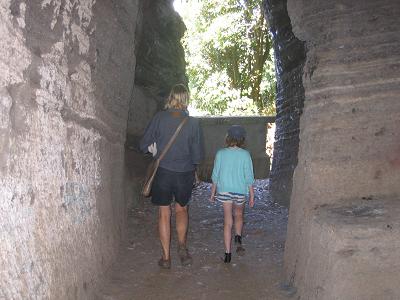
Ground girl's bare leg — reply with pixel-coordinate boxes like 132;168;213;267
223;202;233;253
234;203;245;236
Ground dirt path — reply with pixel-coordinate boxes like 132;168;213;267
96;180;290;300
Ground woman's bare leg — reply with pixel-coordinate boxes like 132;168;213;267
175;202;193;265
159;205;171;260
175;203;189;247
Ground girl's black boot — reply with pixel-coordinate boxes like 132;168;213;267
235;235;245;256
224;252;232;263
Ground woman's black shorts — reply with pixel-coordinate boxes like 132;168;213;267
151;167;195;207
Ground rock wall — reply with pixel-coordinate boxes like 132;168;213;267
133;0;187;107
0;0;139;298
284;0;400;299
264;0;306;207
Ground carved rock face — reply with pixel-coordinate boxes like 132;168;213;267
0;0;140;298
264;0;306;207
279;0;400;299
135;0;187;105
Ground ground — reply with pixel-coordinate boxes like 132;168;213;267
96;180;290;300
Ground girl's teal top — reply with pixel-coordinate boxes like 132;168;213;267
211;147;255;195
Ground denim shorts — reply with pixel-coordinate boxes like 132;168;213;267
151;167;195;207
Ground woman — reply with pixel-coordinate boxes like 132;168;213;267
140;84;203;269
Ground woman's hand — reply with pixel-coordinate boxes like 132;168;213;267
148;142;157;157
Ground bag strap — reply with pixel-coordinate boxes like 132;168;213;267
157;117;188;162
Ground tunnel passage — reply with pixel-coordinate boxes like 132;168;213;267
1;0;400;299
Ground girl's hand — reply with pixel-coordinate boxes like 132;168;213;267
209;192;216;203
210;183;217;203
249;196;255;208
248;185;255;208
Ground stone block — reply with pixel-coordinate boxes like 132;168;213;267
298;197;400;300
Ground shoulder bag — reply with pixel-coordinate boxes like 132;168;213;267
141;117;188;197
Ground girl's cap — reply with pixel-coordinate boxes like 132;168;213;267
227;125;246;139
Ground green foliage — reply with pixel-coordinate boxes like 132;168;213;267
176;0;276;116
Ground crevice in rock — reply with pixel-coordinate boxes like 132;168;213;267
264;0;306;207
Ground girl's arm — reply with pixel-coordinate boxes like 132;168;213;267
244;151;255;207
248;185;255;208
210;151;221;202
210;183;217;202
244;152;255;188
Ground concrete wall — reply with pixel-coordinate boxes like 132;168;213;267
197;116;275;182
0;1;139;298
283;0;400;299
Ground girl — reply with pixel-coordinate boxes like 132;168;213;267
210;125;255;263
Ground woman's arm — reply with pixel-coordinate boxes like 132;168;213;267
139;114;160;153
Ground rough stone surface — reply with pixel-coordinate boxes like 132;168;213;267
264;0;306;207
134;0;187;107
127;85;158;140
0;0;139;298
283;0;400;299
305;197;400;300
125;85;158;161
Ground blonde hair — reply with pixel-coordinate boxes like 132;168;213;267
165;84;190;110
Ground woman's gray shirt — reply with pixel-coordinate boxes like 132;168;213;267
139;109;204;172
